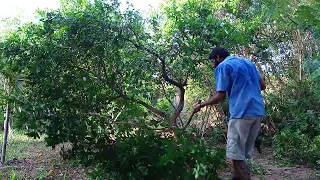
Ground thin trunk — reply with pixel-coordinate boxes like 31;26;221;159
171;88;185;126
299;56;302;81
295;30;303;81
1;103;10;163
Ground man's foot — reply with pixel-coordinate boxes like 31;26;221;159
233;160;251;180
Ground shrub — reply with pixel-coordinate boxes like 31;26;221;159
266;78;320;165
265;79;320;129
288;110;320;139
69;125;227;180
274;129;320;166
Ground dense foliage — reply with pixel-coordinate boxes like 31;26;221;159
69;126;227;179
1;0;320;178
270;67;320;166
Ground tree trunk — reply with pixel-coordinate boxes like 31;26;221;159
295;30;303;81
170;87;185;126
1;103;10;163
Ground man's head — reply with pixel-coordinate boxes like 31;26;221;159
209;47;230;68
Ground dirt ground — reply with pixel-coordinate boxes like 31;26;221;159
219;147;320;180
2;145;319;180
0;132;88;180
0;145;88;180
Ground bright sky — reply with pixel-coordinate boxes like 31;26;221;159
0;0;60;22
0;0;163;22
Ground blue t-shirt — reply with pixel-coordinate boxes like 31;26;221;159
215;56;265;119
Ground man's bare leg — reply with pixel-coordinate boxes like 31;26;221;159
232;160;251;180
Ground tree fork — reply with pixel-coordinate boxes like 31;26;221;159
124;37;188;126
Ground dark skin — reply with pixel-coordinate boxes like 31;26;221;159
193;55;266;112
193;54;266;179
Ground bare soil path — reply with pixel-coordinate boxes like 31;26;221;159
219;147;319;180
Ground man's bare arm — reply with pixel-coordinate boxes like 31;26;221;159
200;91;226;107
259;78;266;90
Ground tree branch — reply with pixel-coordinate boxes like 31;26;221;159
159;81;184;126
122;37;184;89
71;63;170;121
121;30;190;126
119;92;170;119
96;76;170;120
160;57;184;88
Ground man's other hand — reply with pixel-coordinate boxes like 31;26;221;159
193;103;202;113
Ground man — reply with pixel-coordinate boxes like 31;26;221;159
193;47;266;180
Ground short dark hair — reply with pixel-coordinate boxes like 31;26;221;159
209;47;230;60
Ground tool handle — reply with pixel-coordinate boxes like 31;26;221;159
183;99;202;130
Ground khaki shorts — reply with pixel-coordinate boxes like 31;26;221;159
226;116;262;160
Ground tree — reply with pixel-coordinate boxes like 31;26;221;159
0;45;25;163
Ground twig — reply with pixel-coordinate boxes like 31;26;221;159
201;106;212;138
183;110;197;130
114;105;125;121
183;100;202;130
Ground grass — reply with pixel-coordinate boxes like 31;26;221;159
0;130;87;180
246;159;268;175
0;130;46;161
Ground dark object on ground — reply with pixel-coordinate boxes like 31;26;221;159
6;158;23;165
254;136;262;154
254;117;278;154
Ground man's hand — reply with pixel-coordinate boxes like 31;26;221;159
259;78;266;90
193;92;226;113
193;103;202;113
